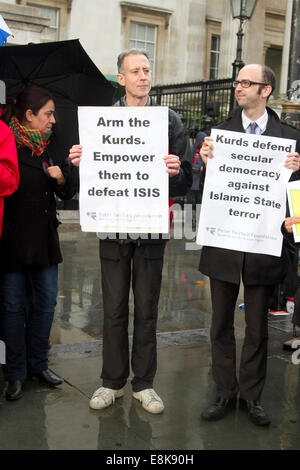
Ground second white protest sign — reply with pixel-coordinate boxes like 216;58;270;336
197;128;295;256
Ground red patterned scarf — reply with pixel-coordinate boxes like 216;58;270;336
9;116;51;157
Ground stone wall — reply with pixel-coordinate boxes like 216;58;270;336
0;0;292;96
0;1;49;44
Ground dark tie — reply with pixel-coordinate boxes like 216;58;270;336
248;122;258;134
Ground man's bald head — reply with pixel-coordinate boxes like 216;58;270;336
240;64;276;98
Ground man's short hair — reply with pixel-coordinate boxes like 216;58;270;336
117;48;150;74
260;65;276;100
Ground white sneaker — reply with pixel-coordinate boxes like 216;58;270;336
132;388;164;414
89;386;124;410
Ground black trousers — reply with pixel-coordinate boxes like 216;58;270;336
209;278;274;401
99;240;164;392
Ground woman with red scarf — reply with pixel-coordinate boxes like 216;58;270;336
0;118;19;237
0;86;76;401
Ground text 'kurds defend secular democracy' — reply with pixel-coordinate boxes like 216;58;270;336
215;133;293;153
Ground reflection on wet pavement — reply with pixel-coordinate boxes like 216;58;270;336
53;222;296;347
52;223;216;345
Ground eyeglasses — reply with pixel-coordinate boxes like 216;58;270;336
233;80;269;88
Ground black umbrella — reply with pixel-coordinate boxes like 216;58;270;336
0;39;116;162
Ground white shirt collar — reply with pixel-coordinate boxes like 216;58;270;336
242;109;268;134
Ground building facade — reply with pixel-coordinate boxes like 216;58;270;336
0;0;293;98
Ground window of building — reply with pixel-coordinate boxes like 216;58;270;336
265;47;282;99
209;34;220;79
120;2;173;84
129;21;157;77
28;3;59;41
205;18;222;79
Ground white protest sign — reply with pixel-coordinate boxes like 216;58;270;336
197;128;295;256
78;106;169;234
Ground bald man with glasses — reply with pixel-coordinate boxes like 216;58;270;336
199;64;300;426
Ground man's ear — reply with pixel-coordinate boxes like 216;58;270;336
263;85;272;100
117;73;125;87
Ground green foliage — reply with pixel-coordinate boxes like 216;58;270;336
182;106;229;132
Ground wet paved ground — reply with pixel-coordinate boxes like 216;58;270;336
0;214;299;450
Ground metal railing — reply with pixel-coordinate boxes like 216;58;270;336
151;78;234;138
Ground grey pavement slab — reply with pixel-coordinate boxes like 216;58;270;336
1;334;300;450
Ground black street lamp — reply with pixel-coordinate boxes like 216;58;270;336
229;0;258;110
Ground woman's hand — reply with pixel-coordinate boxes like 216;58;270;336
47;166;65;185
69;144;83;167
199;137;214;166
284;216;300;233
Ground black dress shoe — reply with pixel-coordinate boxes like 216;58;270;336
30;369;63;386
201;397;237;421
5;380;23;401
239;399;270;426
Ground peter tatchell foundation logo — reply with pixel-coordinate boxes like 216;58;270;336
0;80;6;105
206;227;216;235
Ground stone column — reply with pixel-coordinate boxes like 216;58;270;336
280;0;293;97
287;0;300;93
281;0;300;128
218;1;238;78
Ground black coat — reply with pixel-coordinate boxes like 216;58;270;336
199;107;300;286
0;144;76;272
